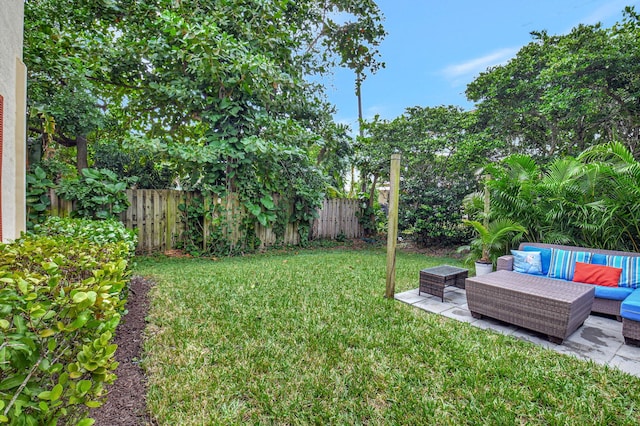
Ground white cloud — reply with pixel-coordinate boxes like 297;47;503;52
441;47;520;82
579;0;631;27
364;105;387;120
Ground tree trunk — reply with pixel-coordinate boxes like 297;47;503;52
76;134;88;172
356;72;363;138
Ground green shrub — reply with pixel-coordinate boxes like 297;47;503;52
57;168;137;220
92;140;176;189
33;216;138;256
400;182;471;247
0;225;133;424
25;166;55;230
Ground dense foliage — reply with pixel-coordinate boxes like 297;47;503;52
23;0;386;249
476;142;640;252
91;141;175;190
359;106;502;245
355;6;640;247
467;7;640;158
57;168;137;220
0;219;135;425
34;216;139;255
23;1;640;250
25;167;55;230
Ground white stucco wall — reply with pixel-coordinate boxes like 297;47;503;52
0;0;27;241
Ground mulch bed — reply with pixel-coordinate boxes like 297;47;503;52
90;276;156;426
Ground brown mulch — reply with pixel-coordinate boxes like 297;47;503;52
90;276;156;426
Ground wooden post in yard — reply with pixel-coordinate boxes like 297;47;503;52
385;153;401;298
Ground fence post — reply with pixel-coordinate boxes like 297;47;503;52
385;153;401;298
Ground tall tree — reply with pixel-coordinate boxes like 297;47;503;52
23;0;118;171
467;6;640;158
23;0;386;198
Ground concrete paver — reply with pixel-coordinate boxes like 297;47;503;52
396;287;640;377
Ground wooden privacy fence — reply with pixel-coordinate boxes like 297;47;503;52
312;198;362;240
49;190;363;253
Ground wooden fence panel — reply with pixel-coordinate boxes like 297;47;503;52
117;189;187;253
312;198;363;239
48;190;362;253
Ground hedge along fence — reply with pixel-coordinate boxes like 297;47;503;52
0;218;136;425
49;189;364;254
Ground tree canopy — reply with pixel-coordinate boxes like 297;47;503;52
467;6;640;159
23;0;387;241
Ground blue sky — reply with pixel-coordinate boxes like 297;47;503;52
323;0;640;129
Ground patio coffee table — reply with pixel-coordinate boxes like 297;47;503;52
419;265;468;302
466;270;594;344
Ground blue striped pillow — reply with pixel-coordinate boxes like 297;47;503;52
605;255;640;288
548;249;592;281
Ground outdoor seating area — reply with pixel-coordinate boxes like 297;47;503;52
395;243;640;376
398;242;640;376
395;285;640;377
497;242;640;344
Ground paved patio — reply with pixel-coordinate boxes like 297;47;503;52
395;286;640;377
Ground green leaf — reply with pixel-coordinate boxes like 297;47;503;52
37;391;52;401
256;212;268;227
39;328;56;338
0;374;27;390
50;383;63;401
246;202;261;217
17;278;29;295
82;168;102;180
259;195;275;210
73;291;88;304
78;380;92;396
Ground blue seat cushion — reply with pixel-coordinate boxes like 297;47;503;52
591;253;607;265
621;289;640;321
594;285;634;300
522;246;552;275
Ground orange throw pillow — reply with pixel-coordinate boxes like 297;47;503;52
572;262;622;287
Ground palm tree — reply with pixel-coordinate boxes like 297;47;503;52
462;219;527;265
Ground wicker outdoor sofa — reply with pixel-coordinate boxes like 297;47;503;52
465;242;640;345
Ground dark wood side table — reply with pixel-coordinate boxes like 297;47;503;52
419;265;468;302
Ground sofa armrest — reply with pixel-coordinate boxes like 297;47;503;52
497;255;514;271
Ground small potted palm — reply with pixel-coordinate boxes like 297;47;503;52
462;219;527;276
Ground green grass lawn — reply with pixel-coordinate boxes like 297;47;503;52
135;248;640;425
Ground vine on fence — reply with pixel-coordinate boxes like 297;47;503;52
57;168;137;220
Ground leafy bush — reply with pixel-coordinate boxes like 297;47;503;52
92;141;176;189
400;182;472;247
26;166;55;230
482;142;640;251
57;168;137;220
356;192;378;237
0;227;133;424
33;216;138;256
